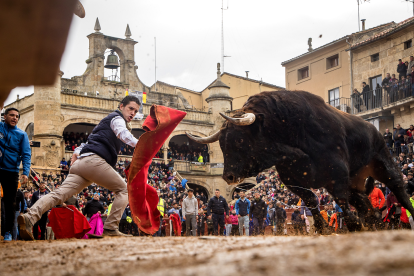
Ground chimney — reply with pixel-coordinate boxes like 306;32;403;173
361;19;366;31
245;71;249;78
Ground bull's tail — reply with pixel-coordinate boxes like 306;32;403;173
364;176;375;196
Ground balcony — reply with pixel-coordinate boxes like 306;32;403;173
64;151;223;175
61;92;213;124
349;84;414;117
326;83;414;118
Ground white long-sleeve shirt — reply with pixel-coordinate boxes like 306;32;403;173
74;116;138;158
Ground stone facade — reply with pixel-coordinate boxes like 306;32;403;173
350;19;414;131
5;21;284;200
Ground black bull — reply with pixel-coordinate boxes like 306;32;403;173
187;90;414;233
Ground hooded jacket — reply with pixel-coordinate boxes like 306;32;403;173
0;122;31;175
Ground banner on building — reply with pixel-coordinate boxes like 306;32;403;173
130;91;144;120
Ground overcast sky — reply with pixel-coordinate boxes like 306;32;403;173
6;0;414;105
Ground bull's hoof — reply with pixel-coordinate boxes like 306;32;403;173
345;217;363;232
315;220;331;235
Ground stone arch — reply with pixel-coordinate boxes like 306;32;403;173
61;118;101;130
25;122;34;140
107;46;125;62
185;178;211;198
229;180;257;197
164;130;208;147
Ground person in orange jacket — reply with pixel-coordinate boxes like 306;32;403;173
368;183;386;230
369;184;385;209
320;205;329;224
329;212;338;232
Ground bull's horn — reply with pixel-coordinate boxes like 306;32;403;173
186;130;221;144
220;112;256;126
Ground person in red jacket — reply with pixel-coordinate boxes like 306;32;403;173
368;184;386;230
385;192;401;230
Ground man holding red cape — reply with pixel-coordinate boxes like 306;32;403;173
19;96;142;240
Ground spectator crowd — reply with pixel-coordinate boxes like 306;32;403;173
3;152;414;240
351;56;414;112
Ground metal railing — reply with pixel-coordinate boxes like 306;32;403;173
327;97;351;113
350;83;413;114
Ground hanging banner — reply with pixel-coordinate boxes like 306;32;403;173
130;91;144;120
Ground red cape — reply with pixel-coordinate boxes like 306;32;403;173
47;205;91;239
126;105;186;234
170;213;182;236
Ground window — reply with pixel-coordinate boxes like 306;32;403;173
370;75;382;90
328;88;340;107
404;40;412;50
326;54;339;69
298;66;309;81
371;53;379;62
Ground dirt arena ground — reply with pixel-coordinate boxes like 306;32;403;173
1;231;414;276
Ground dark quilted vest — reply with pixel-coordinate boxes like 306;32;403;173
80;110;124;167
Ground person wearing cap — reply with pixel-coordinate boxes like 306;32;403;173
182;189;198;236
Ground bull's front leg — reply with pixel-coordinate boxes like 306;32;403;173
274;144;330;235
273;143;315;182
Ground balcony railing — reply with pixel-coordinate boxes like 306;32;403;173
327;97;352;113
326;83;414;115
61;92;212;123
350;83;413;114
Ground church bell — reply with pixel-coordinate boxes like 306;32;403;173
104;50;120;69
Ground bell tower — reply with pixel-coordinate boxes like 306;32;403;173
77;18;147;98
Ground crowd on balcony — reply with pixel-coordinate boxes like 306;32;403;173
351;56;414;112
63;132;208;162
63;132;89;151
167;142;209;163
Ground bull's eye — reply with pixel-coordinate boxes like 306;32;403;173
235;138;243;147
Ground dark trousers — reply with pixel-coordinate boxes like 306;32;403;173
230;225;239;236
119;219;128;234
207;227;214;235
0;170;19;235
212;213;225;235
395;141;402;156
153;216;163;237
253;217;264;235
197;222;205;236
33;212;48;240
275;222;285;235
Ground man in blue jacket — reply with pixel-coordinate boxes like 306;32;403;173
0;107;31;241
235;190;250;236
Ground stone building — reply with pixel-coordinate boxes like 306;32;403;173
349;17;414;131
282;16;414;131
5;19;283;200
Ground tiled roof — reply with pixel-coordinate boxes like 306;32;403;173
350;17;414;49
281;36;348;65
154;80;199;93
281;22;395;65
222;72;284;90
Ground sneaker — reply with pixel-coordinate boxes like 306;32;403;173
4;232;12;241
102;229;132;237
17;214;34;241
